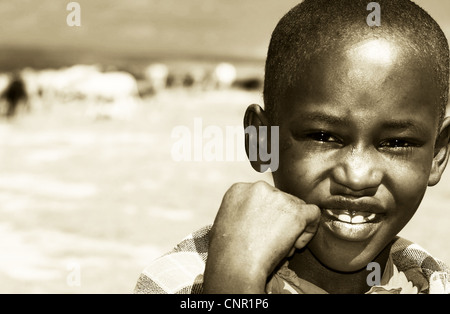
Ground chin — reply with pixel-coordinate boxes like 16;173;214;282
307;228;386;273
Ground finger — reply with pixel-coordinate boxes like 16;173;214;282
294;232;316;249
293;204;321;249
287;247;296;258
299;204;321;229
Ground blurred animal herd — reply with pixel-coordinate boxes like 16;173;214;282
0;61;263;121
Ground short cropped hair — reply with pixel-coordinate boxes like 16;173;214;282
264;0;450;126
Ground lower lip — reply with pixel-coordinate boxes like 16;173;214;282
321;210;383;242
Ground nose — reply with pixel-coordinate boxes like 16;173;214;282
331;145;383;196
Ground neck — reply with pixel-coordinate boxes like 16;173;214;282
288;243;392;294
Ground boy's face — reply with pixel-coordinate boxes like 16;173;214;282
271;38;444;272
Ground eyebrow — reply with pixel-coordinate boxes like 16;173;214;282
379;120;430;135
304;112;347;126
301;112;430;134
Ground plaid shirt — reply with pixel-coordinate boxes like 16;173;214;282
134;224;450;294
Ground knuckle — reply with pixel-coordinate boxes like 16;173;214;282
228;182;243;192
251;181;281;202
251;180;272;192
227;182;248;195
222;182;250;204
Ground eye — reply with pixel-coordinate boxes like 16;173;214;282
308;131;341;143
379;139;417;149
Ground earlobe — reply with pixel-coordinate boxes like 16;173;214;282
243;104;270;173
428;117;450;186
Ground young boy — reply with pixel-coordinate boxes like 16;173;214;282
135;0;450;294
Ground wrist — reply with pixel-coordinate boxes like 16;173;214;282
202;260;268;294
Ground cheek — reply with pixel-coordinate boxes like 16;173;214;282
379;155;434;237
272;144;327;196
388;161;431;216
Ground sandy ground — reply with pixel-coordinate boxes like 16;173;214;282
0;88;449;293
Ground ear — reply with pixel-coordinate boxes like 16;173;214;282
428;116;450;186
243;104;270;173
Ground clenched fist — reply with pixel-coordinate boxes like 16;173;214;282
203;181;321;293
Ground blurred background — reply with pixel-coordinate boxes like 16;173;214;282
0;0;449;293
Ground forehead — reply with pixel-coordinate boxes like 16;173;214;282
281;38;441;128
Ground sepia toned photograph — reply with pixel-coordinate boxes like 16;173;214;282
0;0;449;296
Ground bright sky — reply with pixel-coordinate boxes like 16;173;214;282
0;0;448;60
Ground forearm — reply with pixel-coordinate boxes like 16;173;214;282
202;259;267;294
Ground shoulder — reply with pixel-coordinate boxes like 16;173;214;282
391;237;450;274
134;224;212;294
391;237;450;293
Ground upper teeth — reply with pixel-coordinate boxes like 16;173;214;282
327;210;376;224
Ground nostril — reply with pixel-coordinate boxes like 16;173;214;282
330;183;378;198
331;152;383;194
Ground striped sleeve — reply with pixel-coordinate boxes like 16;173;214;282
391;237;450;294
134;225;211;294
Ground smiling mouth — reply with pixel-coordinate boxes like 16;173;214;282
321;208;384;241
324;209;377;224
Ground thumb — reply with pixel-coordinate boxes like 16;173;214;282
294;204;320;249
